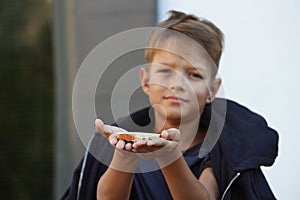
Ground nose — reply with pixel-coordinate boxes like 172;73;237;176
169;71;185;91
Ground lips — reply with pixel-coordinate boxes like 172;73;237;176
164;96;188;103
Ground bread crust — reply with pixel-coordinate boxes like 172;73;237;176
116;132;160;141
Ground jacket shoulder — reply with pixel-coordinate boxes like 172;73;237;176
213;98;279;170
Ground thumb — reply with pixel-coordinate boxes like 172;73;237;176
161;128;181;142
95;119;111;138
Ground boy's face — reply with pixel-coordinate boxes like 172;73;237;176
140;49;221;123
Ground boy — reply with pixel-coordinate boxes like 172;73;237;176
62;10;278;200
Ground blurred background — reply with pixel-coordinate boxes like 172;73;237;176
0;0;53;199
0;0;299;199
0;0;155;199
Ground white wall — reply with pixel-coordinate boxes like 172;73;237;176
158;1;300;199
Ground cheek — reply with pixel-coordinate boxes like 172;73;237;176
149;75;168;86
149;76;169;90
147;83;166;98
190;84;210;103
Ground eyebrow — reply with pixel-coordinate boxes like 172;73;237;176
154;61;174;66
154;61;207;73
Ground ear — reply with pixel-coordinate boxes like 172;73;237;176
206;78;222;103
140;67;150;95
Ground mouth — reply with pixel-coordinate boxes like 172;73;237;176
164;96;188;103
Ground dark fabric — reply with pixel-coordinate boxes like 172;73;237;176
61;136;109;200
61;98;278;200
208;99;278;199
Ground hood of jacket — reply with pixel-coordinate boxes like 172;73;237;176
207;98;279;171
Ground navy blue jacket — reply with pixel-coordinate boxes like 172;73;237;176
61;99;278;200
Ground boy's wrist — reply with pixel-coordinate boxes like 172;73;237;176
155;146;182;168
110;149;139;173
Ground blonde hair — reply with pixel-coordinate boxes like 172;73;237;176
145;10;224;68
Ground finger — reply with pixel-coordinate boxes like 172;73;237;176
95;119;111;138
109;135;118;145
125;142;133;151
95;119;104;132
162;128;180;141
116;140;125;150
132;140;147;148
95;119;126;139
146;138;166;146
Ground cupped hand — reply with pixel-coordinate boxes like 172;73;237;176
95;119;182;163
132;128;180;152
95;119;135;151
132;128;182;162
95;119;141;171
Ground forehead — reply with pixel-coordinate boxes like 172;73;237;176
152;40;214;71
149;35;215;71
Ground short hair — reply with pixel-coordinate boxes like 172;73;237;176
145;10;224;68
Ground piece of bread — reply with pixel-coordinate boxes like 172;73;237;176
116;132;160;141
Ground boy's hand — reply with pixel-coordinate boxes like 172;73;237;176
95;119;140;172
95;119;135;151
132;128;182;163
132;128;180;152
95;119;182;166
95;119;180;154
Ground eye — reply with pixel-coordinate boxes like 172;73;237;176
188;72;203;80
158;68;171;73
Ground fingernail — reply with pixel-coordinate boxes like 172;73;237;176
162;130;168;137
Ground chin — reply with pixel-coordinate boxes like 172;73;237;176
163;110;180;120
166;111;187;122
